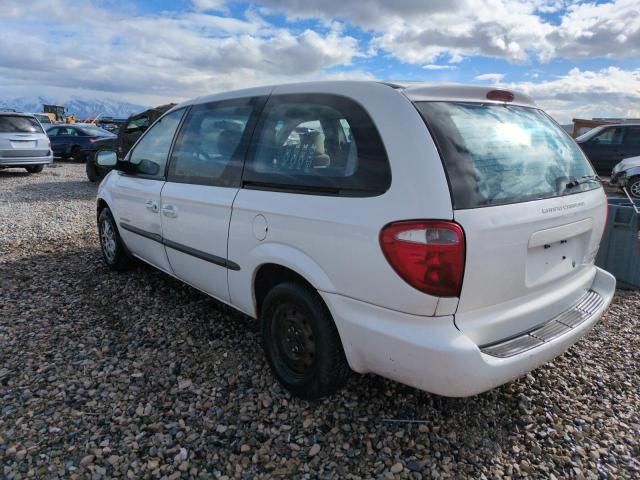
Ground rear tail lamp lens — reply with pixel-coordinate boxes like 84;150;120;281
88;137;99;143
380;220;465;297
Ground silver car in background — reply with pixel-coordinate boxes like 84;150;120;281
0;112;53;173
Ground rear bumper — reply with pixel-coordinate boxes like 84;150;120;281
0;154;53;167
323;267;615;397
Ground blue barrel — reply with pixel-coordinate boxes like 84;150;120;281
595;197;640;289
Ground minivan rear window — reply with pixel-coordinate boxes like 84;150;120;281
0;115;44;134
416;102;597;209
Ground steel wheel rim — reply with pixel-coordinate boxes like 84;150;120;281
272;304;316;376
630;181;640;198
101;220;117;263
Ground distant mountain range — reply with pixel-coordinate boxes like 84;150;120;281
0;96;147;119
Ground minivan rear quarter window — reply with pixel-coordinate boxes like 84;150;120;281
417;102;597;209
244;94;390;196
0;115;44;134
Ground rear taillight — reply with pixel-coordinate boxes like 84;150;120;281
380;220;465;297
88;137;99;143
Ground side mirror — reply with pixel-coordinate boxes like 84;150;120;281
96;150;118;167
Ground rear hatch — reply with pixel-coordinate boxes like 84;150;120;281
416;101;606;345
0;115;50;158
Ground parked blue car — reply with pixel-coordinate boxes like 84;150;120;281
46;124;115;162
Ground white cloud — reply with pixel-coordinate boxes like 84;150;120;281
548;0;640;60
192;0;228;11
423;64;456;70
0;0;361;104
509;67;640;123
258;0;640;64
475;73;505;83
258;0;553;63
1;0;639;127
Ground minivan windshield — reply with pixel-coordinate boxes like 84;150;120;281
417;102;598;209
0;115;44;134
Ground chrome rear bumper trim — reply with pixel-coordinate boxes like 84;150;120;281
480;290;603;358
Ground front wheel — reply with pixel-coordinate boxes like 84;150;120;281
86;154;99;182
98;208;133;271
25;165;44;174
261;282;351;400
627;176;640;199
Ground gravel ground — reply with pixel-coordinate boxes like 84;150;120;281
1;163;639;479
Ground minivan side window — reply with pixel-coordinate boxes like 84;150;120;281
244;94;390;196
168;98;259;187
128;108;186;179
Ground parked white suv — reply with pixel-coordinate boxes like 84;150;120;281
95;81;616;399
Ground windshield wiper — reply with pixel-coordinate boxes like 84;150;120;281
565;175;602;190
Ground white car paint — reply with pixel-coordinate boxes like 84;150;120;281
110;174;172;273
453;187;607;345
97;81;616;397
160;181;236;302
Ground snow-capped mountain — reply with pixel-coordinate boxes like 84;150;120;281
0;96;147;119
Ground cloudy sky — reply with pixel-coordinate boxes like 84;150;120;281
1;0;639;122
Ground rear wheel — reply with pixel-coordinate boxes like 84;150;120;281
25;165;44;174
98;208;133;271
261;282;351;400
628;176;640;199
71;145;85;162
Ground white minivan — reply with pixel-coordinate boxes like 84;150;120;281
95;81;616;399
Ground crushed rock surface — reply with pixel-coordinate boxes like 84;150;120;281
1;163;639;479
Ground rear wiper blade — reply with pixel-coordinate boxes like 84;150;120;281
565;175;602;190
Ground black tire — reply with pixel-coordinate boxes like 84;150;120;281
71;145;85;162
261;282;351;400
25;165;44;174
86;154;99;182
98;208;133;271
627;176;640;199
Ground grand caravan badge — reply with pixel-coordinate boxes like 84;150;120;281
541;201;585;214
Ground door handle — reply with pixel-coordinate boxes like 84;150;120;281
144;200;158;213
161;204;178;218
